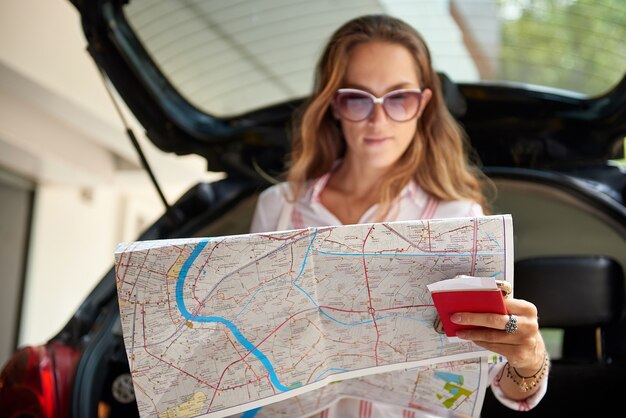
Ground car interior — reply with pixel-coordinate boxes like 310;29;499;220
482;170;626;416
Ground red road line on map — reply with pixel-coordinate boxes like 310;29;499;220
317;304;432;314
381;222;426;248
115;243;135;289
116;243;148;300
375;304;433;311
184;232;316;323
226;307;319;361
130;380;158;413
297;317;358;346
191;240;223;305
126;250;151;305
158;246;185;321
141;267;168;275
115;254;128;293
318;305;369;314
471;218;478;276
138;302;218;390
306;352;379;384
208;306;320;409
164;270;179;325
384;222;477;254
127;301;140;372
428;221;432;252
293;334;323;369
361;224;381;366
224;329;262;381
257;229;309;240
319;238;362;253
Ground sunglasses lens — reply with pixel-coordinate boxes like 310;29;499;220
334;90;422;121
335;92;373;121
384;92;420;121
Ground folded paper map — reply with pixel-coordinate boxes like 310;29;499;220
114;215;513;417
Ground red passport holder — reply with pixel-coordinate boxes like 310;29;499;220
428;276;508;337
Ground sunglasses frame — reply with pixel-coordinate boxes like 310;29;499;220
333;88;423;122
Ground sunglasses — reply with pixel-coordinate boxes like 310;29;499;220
333;88;423;122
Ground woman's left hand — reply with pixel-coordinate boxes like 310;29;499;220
451;297;545;371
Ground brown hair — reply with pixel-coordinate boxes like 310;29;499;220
287;14;492;217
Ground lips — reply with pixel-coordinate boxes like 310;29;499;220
364;136;390;144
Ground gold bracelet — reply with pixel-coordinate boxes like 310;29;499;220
505;351;550;392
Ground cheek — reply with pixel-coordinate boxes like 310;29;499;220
339;120;359;146
398;121;418;147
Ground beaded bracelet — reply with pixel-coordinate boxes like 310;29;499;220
505;351;550;392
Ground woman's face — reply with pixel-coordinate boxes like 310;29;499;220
337;41;431;171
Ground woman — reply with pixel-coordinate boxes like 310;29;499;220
251;14;548;415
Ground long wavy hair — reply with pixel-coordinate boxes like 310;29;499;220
286;14;492;218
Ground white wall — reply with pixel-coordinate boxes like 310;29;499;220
0;0;222;347
19;186;120;343
17;180;205;345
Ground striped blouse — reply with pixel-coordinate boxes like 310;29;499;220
250;173;483;234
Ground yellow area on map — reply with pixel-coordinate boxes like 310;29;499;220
166;254;187;280
442;382;472;409
158;391;207;418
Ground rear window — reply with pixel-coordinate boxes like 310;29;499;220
124;0;626;116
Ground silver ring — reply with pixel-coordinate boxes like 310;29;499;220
505;314;518;334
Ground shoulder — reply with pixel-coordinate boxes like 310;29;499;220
250;182;292;233
434;198;484;218
403;182;484;219
258;182;291;203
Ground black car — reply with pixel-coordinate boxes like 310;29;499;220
1;1;625;417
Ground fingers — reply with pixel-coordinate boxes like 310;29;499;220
455;320;544;370
455;323;537;343
450;312;509;331
450;298;538;333
451;297;546;370
505;298;538;318
450;312;532;334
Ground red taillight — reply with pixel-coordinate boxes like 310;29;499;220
0;342;81;418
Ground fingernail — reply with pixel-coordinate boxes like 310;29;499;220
456;330;467;339
451;314;462;323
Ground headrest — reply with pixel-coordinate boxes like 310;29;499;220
437;72;467;118
514;256;625;328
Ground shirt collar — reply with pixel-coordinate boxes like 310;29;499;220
306;169;428;208
308;171;333;204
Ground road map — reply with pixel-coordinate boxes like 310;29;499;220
229;357;490;418
114;215;513;418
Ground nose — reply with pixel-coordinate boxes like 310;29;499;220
368;102;388;124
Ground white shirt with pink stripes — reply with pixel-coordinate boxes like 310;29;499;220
250;173;483;233
248;173;547;417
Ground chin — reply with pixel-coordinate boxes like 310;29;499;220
365;157;401;171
